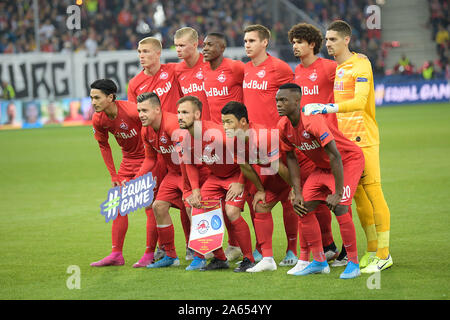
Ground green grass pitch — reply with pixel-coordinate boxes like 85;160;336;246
0;103;449;300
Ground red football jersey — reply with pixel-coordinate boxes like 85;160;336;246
175;53;211;121
277;113;362;169
294;57;339;130
92;100;144;179
243;55;294;128
203;58;244;124
127;63;183;114
141;111;183;174
184;121;241;179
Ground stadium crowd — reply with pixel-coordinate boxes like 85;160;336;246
1;0;385;73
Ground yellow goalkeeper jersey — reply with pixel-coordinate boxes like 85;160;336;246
334;53;379;147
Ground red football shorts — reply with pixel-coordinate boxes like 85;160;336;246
247;173;290;204
302;157;365;206
155;170;185;209
200;172;247;210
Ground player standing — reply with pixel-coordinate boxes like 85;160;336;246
128;37;183;114
202;32;245;260
174;27;211;121
242;24;301;267
178;97;256;272
89;79;164;268
304;20;393;273
276;83;364;279
287;23;341;269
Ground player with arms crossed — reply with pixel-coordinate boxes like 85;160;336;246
89;79;164;268
242;24;301;267
304;20;393;273
276;83;364;279
178;96;256;272
128;37;183;114
174;27;211;121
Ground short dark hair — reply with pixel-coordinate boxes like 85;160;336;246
221;101;249;123
327;20;352;38
244;24;271;42
279;83;302;95
137;92;160;105
90;79;117;101
177;95;202;113
206;32;227;46
288;23;323;55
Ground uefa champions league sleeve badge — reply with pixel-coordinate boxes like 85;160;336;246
100;172;156;222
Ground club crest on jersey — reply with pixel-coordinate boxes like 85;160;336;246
337;68;345;78
256;69;266;78
119;121;128;130
217;73;226;83
196;70;204;80
160;135;168;144
302;130;311;139
308;70;318;82
159;71;169;80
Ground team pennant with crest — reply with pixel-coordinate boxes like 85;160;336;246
188;200;225;255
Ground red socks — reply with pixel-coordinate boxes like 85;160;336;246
231;216;254;262
112;214;128;253
145;207;158;254
298;212;326;262
315;204;334;247
179;206;191;246
254;212;274;257
157;224;177;258
282;200;299;255
336;212;358;264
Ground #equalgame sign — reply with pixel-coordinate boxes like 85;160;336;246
189;201;225;255
100;172;156;222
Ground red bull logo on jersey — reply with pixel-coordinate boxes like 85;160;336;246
205;86;229;97
293;140;321;151
243;79;268;90
159;144;176;154
115;128;137;139
154;81;172;96
301;85;319;96
182;83;205;95
201;153;221;165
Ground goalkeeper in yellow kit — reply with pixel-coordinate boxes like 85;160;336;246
303;20;393;273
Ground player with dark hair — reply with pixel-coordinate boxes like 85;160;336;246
242;24;300;267
202;32;246;261
178;97;255;272
221;101;293;272
89;79;164;268
276;83;364;279
303;20;393;273
136;92;190;268
287;22;341;272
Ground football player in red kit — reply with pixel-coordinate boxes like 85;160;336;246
136;92;191;268
174;27;211;121
276;83;364;279
202;32;245;259
178;97;256;272
128;37;183;114
242;24;301;267
89;79;165;268
287;22;341;271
